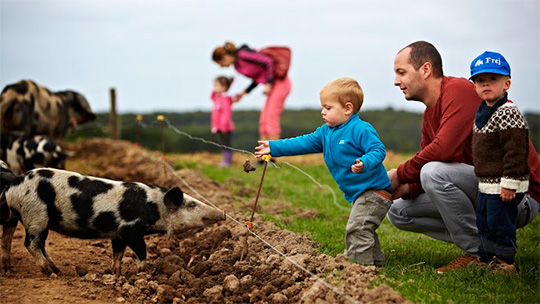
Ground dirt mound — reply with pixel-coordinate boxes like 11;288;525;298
1;138;407;304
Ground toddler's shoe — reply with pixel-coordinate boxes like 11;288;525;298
436;253;487;273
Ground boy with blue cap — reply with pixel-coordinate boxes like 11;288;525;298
470;51;530;273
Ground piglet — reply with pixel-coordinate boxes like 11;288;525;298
0;168;226;276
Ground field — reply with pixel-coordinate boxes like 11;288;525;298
1;138;538;303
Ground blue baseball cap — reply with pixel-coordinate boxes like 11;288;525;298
469;51;511;80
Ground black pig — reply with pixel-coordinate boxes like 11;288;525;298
0;168;225;276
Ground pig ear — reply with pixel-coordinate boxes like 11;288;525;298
164;187;184;210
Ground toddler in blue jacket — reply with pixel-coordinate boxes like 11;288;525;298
255;77;392;266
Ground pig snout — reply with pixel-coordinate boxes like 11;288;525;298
202;208;226;225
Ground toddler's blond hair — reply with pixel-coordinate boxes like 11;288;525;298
320;77;364;113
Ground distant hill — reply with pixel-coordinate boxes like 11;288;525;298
67;109;540;154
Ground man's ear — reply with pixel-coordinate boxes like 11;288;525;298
421;62;432;80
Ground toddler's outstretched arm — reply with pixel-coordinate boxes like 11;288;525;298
255;140;271;158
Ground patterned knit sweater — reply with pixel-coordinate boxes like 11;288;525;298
472;102;530;194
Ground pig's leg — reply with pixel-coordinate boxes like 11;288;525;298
111;238;126;276
122;235;147;273
24;228;59;275
40;243;60;274
1;217;18;274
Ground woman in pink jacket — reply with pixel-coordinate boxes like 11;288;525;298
212;41;291;145
211;76;235;167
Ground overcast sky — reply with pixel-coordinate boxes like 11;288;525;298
1;0;539;115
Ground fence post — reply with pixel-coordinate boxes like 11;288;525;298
110;88;118;140
157;115;166;158
135;114;143;145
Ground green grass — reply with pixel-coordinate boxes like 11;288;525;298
174;154;540;303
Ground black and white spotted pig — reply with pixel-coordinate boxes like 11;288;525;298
0;160;17;271
0;134;67;175
0;79;96;139
0;168;226;276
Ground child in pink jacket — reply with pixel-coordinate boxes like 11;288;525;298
211;76;235;167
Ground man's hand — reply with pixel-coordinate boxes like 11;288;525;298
501;187;516;202
255;140;271;157
392;183;410;200
387;169;400;190
351;159;364;174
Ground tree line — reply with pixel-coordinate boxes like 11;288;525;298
67;109;540;154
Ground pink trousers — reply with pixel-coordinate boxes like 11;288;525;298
259;76;291;136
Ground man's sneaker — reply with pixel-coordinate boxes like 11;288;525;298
490;257;518;274
436;253;485;273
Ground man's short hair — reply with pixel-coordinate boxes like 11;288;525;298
320;77;364;113
402;41;444;78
